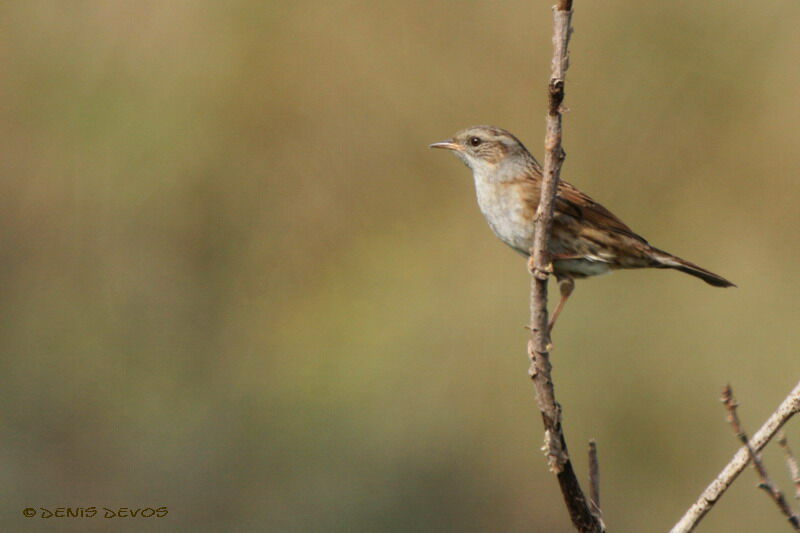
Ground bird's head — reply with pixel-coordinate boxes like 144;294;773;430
429;125;539;180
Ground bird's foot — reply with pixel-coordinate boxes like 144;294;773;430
527;256;553;279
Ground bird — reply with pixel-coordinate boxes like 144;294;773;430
430;125;734;331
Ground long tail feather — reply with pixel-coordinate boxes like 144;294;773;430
651;248;736;288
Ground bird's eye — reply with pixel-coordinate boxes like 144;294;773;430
469;136;482;147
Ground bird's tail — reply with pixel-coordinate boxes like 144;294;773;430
651;248;736;288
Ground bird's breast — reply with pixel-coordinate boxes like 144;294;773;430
473;179;536;254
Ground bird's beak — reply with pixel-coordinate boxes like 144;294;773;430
429;140;462;151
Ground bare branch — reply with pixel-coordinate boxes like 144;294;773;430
778;433;800;501
527;2;603;532
528;0;573;467
588;440;601;515
721;385;800;530
671;379;800;533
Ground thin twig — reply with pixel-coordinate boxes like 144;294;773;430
528;2;603;532
670;379;800;533
778;433;800;500
588;440;600;515
721;385;800;530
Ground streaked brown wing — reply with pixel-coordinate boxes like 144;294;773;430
556;180;649;244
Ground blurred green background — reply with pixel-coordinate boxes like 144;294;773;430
3;1;800;531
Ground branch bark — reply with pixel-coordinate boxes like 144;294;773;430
778;433;800;501
721;385;800;530
671;379;800;533
588;439;601;515
528;2;603;532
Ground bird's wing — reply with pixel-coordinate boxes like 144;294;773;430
556;180;649;244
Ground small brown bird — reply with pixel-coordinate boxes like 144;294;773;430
430;125;734;330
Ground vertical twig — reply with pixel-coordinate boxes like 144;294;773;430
778;433;800;501
528;2;603;532
671;379;800;533
721;385;800;530
588;440;601;515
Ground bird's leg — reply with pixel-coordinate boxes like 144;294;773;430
548;276;575;333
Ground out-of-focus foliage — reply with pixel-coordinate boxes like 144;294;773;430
2;2;799;531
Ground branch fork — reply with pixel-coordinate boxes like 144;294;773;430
671;380;800;532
